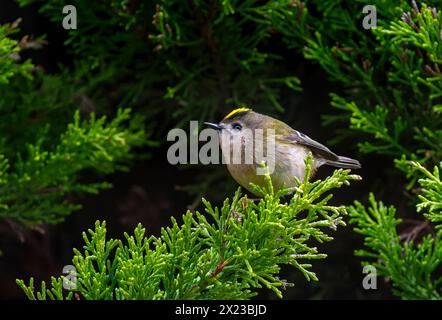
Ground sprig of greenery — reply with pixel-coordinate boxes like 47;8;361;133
0;109;147;224
349;160;442;299
0;19;151;225
348;192;442;300
407;161;442;226
8;0;442;300
0;19;34;84
16;0;303;127
263;1;442;167
266;1;442;299
17;156;361;299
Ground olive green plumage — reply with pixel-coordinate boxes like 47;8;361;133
205;108;361;195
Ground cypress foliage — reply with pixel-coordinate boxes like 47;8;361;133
1;0;441;299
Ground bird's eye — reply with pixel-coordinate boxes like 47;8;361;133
232;123;242;130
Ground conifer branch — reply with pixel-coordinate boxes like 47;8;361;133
17;157;361;299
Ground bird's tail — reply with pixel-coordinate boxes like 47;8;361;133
325;156;361;169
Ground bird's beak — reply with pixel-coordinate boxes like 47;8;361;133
204;122;223;131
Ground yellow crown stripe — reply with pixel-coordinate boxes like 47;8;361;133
223;107;251;120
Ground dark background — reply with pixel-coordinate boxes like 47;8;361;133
0;0;396;300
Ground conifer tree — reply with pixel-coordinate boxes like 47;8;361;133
1;0;440;299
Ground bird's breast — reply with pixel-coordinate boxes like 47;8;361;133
224;142;318;195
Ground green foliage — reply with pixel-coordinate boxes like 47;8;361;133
414;162;442;225
273;1;442;168
0;19;34;84
17;157;361;299
349;159;442;300
16;0;303;127
0;18;149;224
248;0;442;299
7;0;442;300
396;159;442;224
0;108;146;224
349;191;442;300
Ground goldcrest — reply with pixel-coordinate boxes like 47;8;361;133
205;108;361;195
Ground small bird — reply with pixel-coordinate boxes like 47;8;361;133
204;108;361;196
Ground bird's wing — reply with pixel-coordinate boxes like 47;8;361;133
284;130;339;161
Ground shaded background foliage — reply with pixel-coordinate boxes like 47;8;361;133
1;0;441;299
